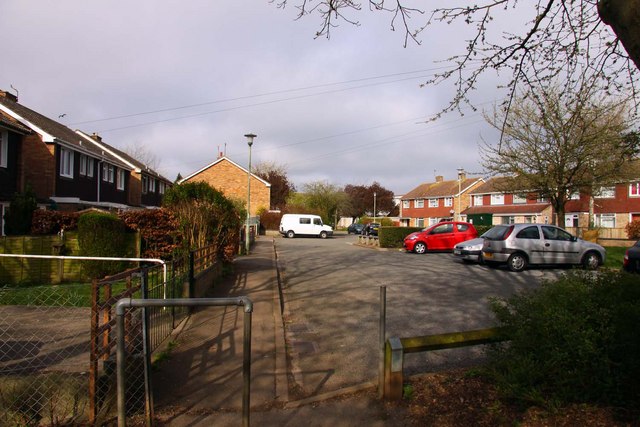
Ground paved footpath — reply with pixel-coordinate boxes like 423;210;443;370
151;238;405;426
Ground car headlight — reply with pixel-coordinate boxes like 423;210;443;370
407;235;418;240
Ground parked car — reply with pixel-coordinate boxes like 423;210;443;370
623;240;640;273
453;231;490;263
363;222;380;236
481;224;605;272
403;221;478;254
347;223;365;234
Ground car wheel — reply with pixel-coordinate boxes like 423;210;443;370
507;253;527;272
582;251;601;270
319;231;328;239
286;230;295;238
414;242;427;254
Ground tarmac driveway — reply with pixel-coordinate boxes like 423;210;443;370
276;233;565;398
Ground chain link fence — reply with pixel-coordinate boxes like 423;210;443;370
0;244;219;425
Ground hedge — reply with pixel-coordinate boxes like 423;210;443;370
379;227;422;248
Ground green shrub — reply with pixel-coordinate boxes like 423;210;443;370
488;270;640;408
473;224;492;236
4;186;37;235
78;212;135;279
379;227;422;248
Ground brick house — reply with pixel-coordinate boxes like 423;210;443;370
462;177;554;226
400;174;485;227
179;156;271;217
0;90;171;234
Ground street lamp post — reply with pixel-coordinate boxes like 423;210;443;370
245;133;256;255
373;192;377;224
457;168;464;221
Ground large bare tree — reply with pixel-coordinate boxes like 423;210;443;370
481;83;638;226
274;1;639;119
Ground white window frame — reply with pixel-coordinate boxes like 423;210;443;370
428;217;439;226
415;218;424;227
444;197;453;207
148;177;156;193
473;195;483;206
569;191;580;200
402;200;410;209
501;216;515;225
142;176;148;194
595;186;615;198
116;169;126;190
0;130;8;168
428;198;438;208
629;183;640;197
60;147;74;178
491;194;505;205
102;164;115;183
159;181;166;195
595;213;616;228
414;199;424;208
512;194;526;204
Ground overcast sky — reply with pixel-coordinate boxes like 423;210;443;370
2;1;509;195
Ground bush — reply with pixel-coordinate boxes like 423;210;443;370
625;220;640;239
473;224;492;236
120;209;180;259
488;270;640;408
258;209;282;231
379;227;422;248
4;187;37;235
30;210;80;235
78;212;135;279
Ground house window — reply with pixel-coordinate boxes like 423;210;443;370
629;183;640;197
142;176;148;194
595;213;616;228
148;178;156;193
415;199;424;208
79;155;94;177
474;195;483;206
524;215;535;223
491;194;504;205
595;186;615;198
117;169;126;190
569;191;580;200
159;181;166;195
444;197;453;207
415;218;424;227
402;200;410;209
501;216;515;225
512;194;526;204
102;164;114;183
428;198;438;208
0;130;7;168
537;196;548;203
428;217;439;226
60;148;74;178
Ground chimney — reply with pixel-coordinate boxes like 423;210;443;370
435;175;444;182
91;132;102;142
0;90;18;102
459;172;467;180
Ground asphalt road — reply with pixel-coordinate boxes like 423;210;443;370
275;232;566;398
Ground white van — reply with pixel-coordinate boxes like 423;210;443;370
279;214;333;239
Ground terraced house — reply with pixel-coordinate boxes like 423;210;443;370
0;89;171;235
399;173;485;227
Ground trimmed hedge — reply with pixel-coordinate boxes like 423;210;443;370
379;227;422;248
78;212;136;279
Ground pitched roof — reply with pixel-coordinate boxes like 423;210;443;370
180;156;271;187
468;177;513;194
403;177;483;199
75;130;171;183
0;110;31;134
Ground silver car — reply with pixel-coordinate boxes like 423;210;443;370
481;224;606;272
453;233;488;263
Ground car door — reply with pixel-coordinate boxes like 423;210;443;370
427;223;454;249
513;225;546;264
541;226;579;264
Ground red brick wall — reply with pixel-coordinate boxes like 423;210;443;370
19;134;55;200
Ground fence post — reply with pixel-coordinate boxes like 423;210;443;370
140;270;155;426
188;251;195;300
378;285;386;399
384;337;404;400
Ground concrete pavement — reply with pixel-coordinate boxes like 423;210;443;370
151;237;401;426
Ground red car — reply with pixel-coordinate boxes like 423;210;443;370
403;221;478;254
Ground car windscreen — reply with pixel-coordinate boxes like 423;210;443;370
483;226;510;240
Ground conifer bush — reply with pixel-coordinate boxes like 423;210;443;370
78;212;134;279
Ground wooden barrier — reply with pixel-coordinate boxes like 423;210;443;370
383;327;505;400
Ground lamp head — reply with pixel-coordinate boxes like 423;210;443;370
244;133;257;147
